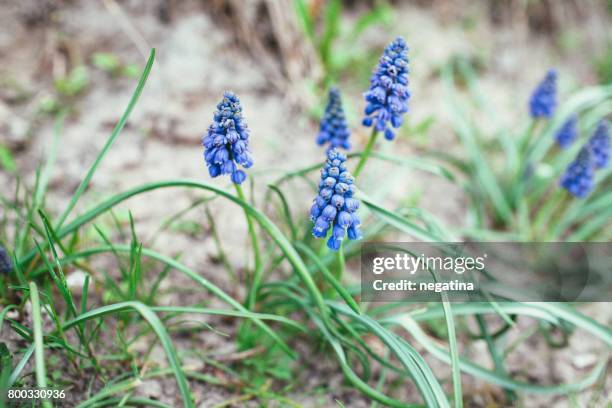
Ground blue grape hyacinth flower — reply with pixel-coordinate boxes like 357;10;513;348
310;149;362;250
0;245;12;275
529;69;558;118
560;147;595;198
362;37;410;141
316;87;351;151
202;91;253;184
587;120;610;169
554;115;578;149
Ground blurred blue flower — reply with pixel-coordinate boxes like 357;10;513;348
362;37;410;141
554;115;578;149
0;245;12;275
529;69;557;118
202;91;253;184
316;87;351;151
560;147;595;198
310;149;362;250
587;120;610;169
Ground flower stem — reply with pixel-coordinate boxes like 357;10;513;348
353;128;379;178
234;183;262;310
336;241;345;282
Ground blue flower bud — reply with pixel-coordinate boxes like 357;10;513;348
231;170;247;185
529;69;557;118
334;182;349;194
347;225;362;240
0;245;12;275
319;187;333;200
560;147;595;198
327;237;342;251
310;203;321;220
313;217;330;238
330;194;344;208
310;149;362;249
332;225;345;240
323;177;337;188
226;129;239;143
337;211;351;228
222;160;236;175
362;38;410;142
384;128;395;141
202;91;253;184
554;115;578;149
213;134;225;146
321;205;338;222
328;167;340;177
588;120;610;169
338;172;353;184
315;195;326;208
316;87;351;151
208;165;221;178
344;197;359;212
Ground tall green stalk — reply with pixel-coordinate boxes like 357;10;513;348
234;183;262;310
353;129;379;178
336;242;345;282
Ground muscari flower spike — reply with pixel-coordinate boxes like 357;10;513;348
554;114;578;149
529;69;558;119
310;149;362;250
316;87;351;151
587;120;610;169
202;91;253;185
362;36;410;141
560;146;595;198
0;245;12;275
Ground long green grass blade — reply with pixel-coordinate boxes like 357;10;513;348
55;49;156;229
8;345;34;387
360;194;445;242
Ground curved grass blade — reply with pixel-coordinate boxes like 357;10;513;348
0;305;17;334
8;345;34;387
270;150;454;189
397;303;559;326
360;194;445;242
267;184;298;241
55;49;156;230
150;306;306;332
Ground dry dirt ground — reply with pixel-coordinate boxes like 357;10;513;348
0;1;610;407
